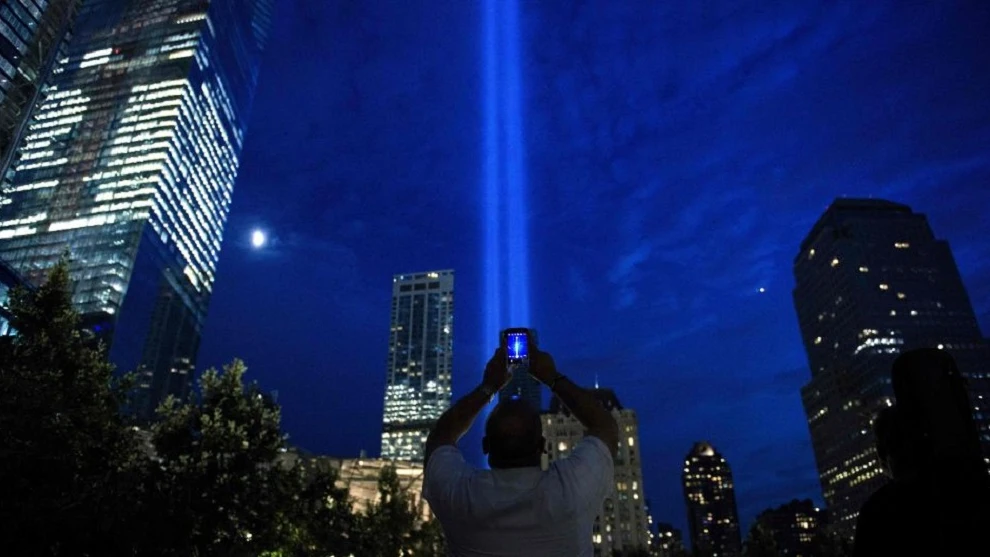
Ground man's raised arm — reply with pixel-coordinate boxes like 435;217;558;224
529;349;619;458
424;348;511;465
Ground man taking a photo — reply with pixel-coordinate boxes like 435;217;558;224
422;344;618;556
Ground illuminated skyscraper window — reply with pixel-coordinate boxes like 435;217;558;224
381;270;454;462
794;198;990;537
0;0;273;419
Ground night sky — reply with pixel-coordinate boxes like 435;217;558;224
197;0;990;536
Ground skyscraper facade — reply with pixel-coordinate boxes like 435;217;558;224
543;388;650;556
0;0;81;178
381;270;454;462
682;441;742;557
0;0;273;419
793;198;990;536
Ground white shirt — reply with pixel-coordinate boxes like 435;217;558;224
423;436;614;557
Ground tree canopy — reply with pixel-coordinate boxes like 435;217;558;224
0;263;445;556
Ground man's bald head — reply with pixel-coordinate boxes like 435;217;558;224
483;398;545;468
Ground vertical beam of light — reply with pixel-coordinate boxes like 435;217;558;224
483;0;502;351
503;0;530;326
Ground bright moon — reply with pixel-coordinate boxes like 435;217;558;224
758;287;766;293
251;230;266;248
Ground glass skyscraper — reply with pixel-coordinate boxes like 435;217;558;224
0;0;81;178
681;441;742;557
381;270;454;462
793;198;990;536
0;0;273;419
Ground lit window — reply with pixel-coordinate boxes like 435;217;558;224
628;436;635;447
558;441;568;452
814;336;822;345
938;344;945;350
890;310;897;316
894;242;910;249
897;292;906;299
879;283;889;290
910;310;918;316
809;249;816;258
859;266;869;273
831;257;840;267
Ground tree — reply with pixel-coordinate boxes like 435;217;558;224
0;262;139;555
808;529;853;557
268;459;360;556
744;522;782;557
354;462;446;556
131;360;304;556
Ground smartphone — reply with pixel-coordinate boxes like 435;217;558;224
501;327;530;366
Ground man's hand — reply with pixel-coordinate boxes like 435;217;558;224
528;345;559;385
482;347;512;390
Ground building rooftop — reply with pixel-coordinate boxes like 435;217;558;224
797;197;914;258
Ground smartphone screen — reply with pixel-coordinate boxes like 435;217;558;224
505;330;529;364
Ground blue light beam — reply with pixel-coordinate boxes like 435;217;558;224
483;0;502;350
483;0;530;347
503;0;531;327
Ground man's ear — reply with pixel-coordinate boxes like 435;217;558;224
482;436;490;455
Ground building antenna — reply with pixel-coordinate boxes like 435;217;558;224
595;373;599;389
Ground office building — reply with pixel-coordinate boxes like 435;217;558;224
652;521;687;557
381;270;454;462
794;198;990;536
0;0;81;179
0;0;273;419
544;388;650;556
754;499;823;557
682;441;742;557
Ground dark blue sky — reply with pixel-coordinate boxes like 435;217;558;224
198;0;990;536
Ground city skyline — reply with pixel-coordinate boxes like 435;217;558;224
169;0;990;540
0;0;273;419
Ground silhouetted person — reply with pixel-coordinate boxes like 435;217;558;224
854;349;990;556
422;345;619;556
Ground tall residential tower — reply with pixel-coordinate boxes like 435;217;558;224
682;442;742;557
381;270;454;462
0;0;273;419
794;198;990;536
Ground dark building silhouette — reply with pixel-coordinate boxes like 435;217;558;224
793;198;990;537
682;442;742;557
754;499;823;557
0;0;273;420
652;521;687;557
